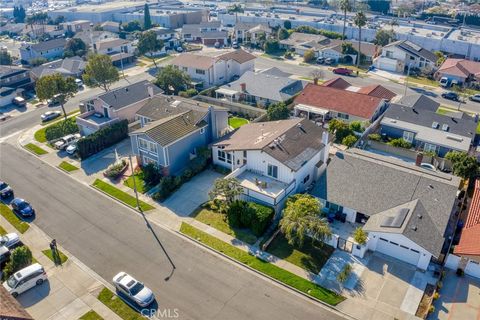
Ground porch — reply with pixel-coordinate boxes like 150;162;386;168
294;103;331;123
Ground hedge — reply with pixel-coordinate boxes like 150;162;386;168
44;117;79;142
77;120;128;159
227;200;274;236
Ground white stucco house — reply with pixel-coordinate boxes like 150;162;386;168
374;40;437;73
212;118;330;211
311;149;461;270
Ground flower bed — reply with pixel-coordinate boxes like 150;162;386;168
103;159;128;179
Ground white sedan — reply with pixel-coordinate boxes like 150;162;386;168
66;144;77;155
0;233;20;249
112;272;154;307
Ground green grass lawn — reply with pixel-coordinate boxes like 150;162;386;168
79;310;104;320
24;143;48;155
123;171;150;194
266;232;334;274
93;179;155;211
477;122;480;134
97;288;143;320
0;204;29;234
42;248;69;264
180;223;344;305
436;106;458;115
0;224;7;236
192;208;257;245
407;76;439;87
59;161;79;172
228;117;249;129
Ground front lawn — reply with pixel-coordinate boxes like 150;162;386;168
24;143;48;155
79;310;104;320
0;224;7;235
42;248;69;264
123;171;150;194
59;161;79;172
436;106;459;115
180;223;344;305
193;208;257;245
92;179;155;211
477;122;480;135
0;204;29;233
34;117;78;143
266;232;334;274
97;288;143;320
407;76;439;87
228;117;249;129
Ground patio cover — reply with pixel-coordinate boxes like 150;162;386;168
295;103;329;115
216;87;239;96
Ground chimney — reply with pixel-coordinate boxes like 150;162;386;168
148;86;154;97
415;152;423;167
321;130;330;164
240;83;246;92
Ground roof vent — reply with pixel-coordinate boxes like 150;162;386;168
432;121;439;129
417;214;422;219
411;226;417;231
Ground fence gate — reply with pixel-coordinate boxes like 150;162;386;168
338;237;353;253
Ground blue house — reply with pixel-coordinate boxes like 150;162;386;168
130;96;229;175
380;95;477;157
20;38;67;65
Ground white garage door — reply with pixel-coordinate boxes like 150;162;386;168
376;237;421;266
465;260;480;279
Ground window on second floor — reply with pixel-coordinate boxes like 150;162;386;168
385;50;393;58
267;164;278;179
196;69;206;75
138;138;157;154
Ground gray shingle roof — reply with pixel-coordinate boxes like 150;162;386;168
30;38;67;52
136;95;210;121
98;80;163;110
386;40;437;62
396;94;440;112
312;149;460;256
30;56;86;78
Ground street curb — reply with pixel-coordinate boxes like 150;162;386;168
176;229;358;320
90;184;145;213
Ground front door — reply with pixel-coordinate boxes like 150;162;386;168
103;107;109;118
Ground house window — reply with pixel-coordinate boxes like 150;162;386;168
195;69;206;75
303;175;310;184
182;67;188;72
226;152;232;164
218;150;226;162
411;249;420;253
403;131;415;143
243;150;247;158
337;113;349;120
138;138;157;154
139;138;148;150
200;127;205;134
143;156;156;165
267;164;278;178
423;143;437;153
386;50;393;58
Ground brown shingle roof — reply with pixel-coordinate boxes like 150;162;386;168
171;53;215;70
322;77;352;89
357;84;396;101
218;49;256;64
0;286;33;319
295;83;383;119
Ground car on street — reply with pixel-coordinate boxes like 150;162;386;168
113;272;155;307
0;233;20;249
441;92;459;101
66;144;77;155
40;111;61;122
332;67;353;76
469;94;480;102
3;263;47;297
47;98;61;107
0;181;13;199
420;163;436;171
11;198;35;217
54;133;80;150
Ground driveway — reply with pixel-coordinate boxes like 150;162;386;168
162;169;224;217
79;139;132;176
431;272;480;320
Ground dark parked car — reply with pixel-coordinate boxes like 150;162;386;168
441;92;459;101
332;67;353;76
11;198;35;217
0;246;10;267
0;181;13;199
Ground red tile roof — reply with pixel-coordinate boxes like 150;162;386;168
357;84;397;101
455;180;480;256
294;83;383;119
322;77;351;89
437;58;480;79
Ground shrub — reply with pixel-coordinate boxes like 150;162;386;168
387;138;412;149
104;159;127;178
303;49;316;63
183;168;194;181
284;51;293;59
142;162;161;186
433;292;440;300
249;202;274;236
45;118;79;142
342;135;358;147
3;246;33;279
428;305;435;314
179;88;198;98
368;133;381;141
353;227;368;245
77;120;128;159
227;200;244;227
337;263;352;283
437;281;443;289
349;121;364;133
153;176;175;201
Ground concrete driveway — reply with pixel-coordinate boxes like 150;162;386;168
431;272;480;320
79;139;132;176
162;169;224;217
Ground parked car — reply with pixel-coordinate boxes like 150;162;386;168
0;181;13;199
0;233;20;249
12;96;26;107
3;263;47;297
40;111;61;122
441;92;459;101
214;41;221;49
75;78;83;88
469;94;480;102
439;77;449;87
47;98;61;107
332;67;353;76
11;198;35;217
54;133;80;150
232;41;239;49
176;46;183;52
325;58;334;65
0;246;10;267
65;144;77;155
112;272;154;307
420;163;436;171
316;57;325;64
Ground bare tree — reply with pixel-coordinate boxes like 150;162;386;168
309;69;325;85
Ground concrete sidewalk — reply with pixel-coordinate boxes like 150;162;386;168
0;214;122;320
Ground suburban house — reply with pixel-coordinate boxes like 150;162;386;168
22;24;64;40
100;21;121;33
74;31;119;48
130;96;229;175
19;38;67;64
374;40;437;73
77;80;163;136
171;50;256;88
449;180;480;279
61;20;92;34
30;56;86;81
212;118;331;210
152;27;180;50
435;58;480;85
293;81;390;123
233;22;272;44
312;148;461;270
380;95;477;157
322;77;396;101
0;66;33;90
93;38;135;66
181;21;228;46
0;87;21;107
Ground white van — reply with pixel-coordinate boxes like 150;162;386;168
3;263;47;297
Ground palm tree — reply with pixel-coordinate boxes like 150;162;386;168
340;0;352;41
354;10;367;69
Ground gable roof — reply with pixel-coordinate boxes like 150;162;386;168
29;38;67;52
397;94;440;112
0;66;28;79
95;38;130;51
279;32;328;47
356;84;396;100
259;67;292;78
454;180;480;257
214;118;327;171
171;53;215;70
294;83;383;119
322;77;352;89
97;80;162;110
30;56;86;78
437;58;480;79
385;40;437;62
218;49;256;64
312;149;460;256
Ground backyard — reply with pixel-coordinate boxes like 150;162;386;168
266;232;334;274
228;116;249;129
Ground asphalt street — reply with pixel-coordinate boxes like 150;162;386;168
0;143;347;320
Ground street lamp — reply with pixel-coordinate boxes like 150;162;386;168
128;154;141;210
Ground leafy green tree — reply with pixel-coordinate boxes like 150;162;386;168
0;51;12;65
267;102;290;120
36;73;77;120
354;10;367;68
374;29;395;46
445;151;479;180
53;15;65;25
435;51;446;66
280;194;331;247
82;54;119;92
3;246;33;279
155;65;191;94
143;3;152;30
13;6;26;23
353;227;368;245
278;28;290;40
340;0;352;41
29;57;47;67
341;42;356;54
349;121;363;132
137;30;164;69
387;138;412;149
209;178;243;210
342;135;358;147
64;38;87;57
284;20;292;30
142;162;162;186
303;49;316;63
122;20;142;32
264;39;280;54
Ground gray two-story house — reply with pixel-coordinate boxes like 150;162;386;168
130;96;228;175
20;38;67;65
